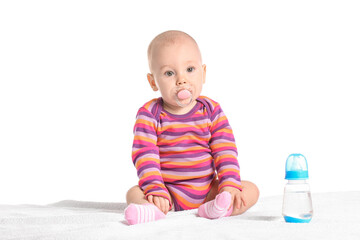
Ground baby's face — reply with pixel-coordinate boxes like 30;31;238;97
148;38;206;114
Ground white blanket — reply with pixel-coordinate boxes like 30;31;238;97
1;192;359;240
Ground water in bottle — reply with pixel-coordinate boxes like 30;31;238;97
282;153;313;223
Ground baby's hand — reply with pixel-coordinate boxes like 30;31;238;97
147;195;170;214
220;186;246;210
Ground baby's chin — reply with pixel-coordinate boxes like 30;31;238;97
162;97;196;114
175;95;193;108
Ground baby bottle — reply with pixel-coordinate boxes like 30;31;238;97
282;153;313;223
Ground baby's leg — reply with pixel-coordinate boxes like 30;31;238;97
200;180;259;217
198;191;233;219
124;185;166;225
126;185;150;205
230;180;259;216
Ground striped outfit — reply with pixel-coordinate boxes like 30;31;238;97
132;96;242;211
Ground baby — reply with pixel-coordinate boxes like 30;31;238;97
125;30;259;225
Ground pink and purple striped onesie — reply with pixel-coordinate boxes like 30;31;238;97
131;96;242;211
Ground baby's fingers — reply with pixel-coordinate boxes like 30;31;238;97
147;195;154;204
153;196;161;210
235;194;242;209
160;197;170;214
148;196;170;214
159;197;167;214
163;199;170;214
241;195;247;207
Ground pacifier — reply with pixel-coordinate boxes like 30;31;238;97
175;89;193;107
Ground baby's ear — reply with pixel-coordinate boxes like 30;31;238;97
202;64;207;84
147;73;158;91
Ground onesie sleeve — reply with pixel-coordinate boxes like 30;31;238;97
209;103;242;192
131;107;172;205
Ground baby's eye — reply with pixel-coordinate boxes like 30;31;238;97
187;67;195;72
165;71;174;77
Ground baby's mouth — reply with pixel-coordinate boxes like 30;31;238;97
177;89;191;100
175;89;193;107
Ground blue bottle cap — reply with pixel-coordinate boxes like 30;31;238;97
285;153;309;180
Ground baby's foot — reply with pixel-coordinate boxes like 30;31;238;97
198;191;233;219
124;203;166;225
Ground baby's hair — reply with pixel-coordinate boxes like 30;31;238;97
147;30;201;70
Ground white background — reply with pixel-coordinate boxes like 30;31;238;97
1;0;359;205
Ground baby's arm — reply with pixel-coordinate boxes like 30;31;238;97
132;107;172;210
209;103;242;192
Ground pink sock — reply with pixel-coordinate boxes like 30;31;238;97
198;191;233;219
124;203;166;225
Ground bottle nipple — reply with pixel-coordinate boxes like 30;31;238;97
285;153;309;180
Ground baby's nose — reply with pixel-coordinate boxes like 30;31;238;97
176;76;187;86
